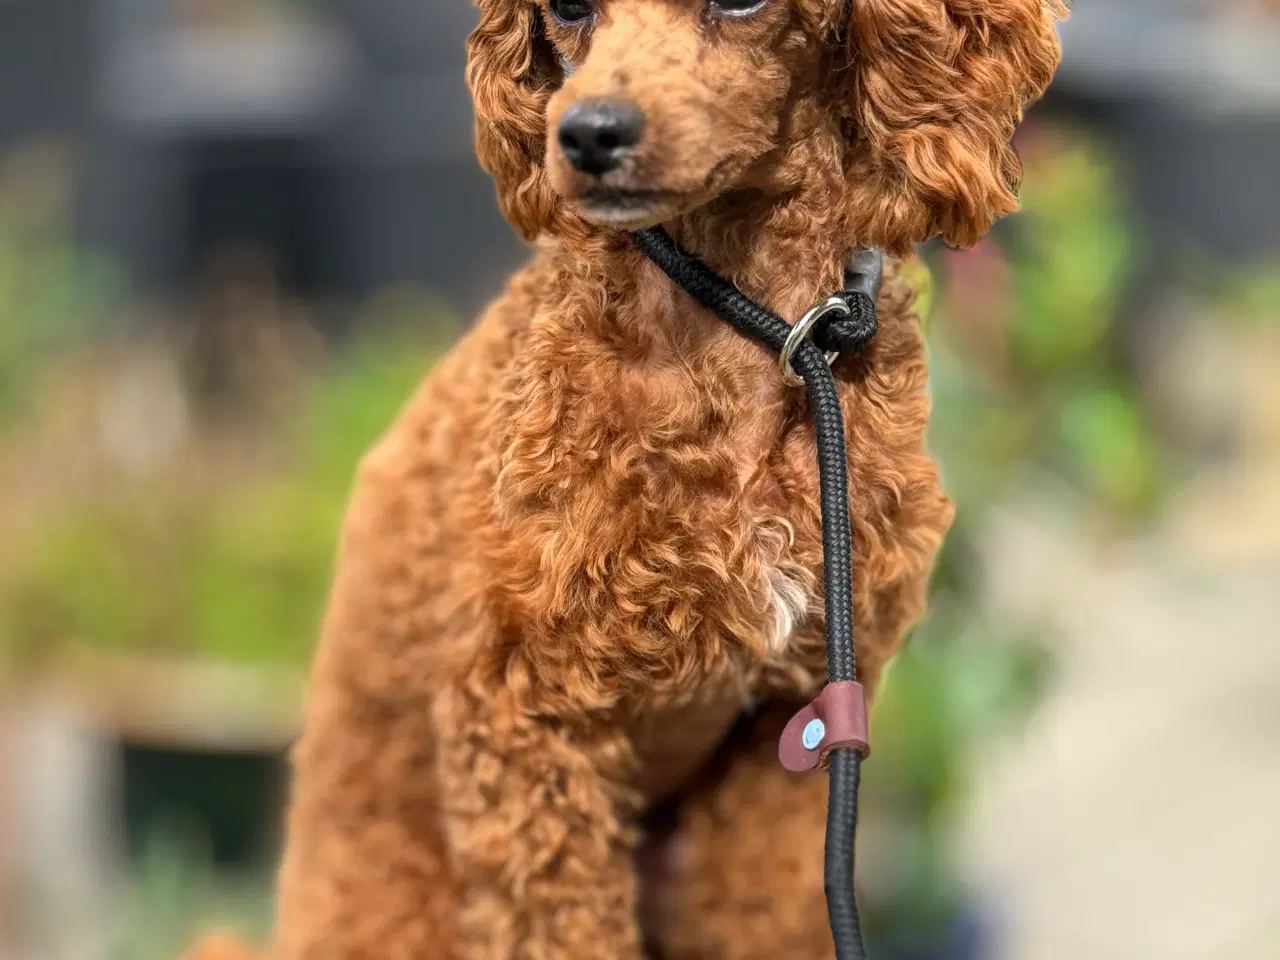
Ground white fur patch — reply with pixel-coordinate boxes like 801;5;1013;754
764;564;810;654
757;518;812;654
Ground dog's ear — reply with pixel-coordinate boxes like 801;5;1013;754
467;0;563;241
837;0;1066;254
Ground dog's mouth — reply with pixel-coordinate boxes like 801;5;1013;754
575;187;685;229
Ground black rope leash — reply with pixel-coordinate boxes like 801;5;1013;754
632;226;880;960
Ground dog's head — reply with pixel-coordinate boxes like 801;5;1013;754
467;0;1065;253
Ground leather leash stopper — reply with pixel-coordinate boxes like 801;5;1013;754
778;681;870;773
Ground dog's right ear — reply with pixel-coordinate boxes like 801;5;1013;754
467;0;564;241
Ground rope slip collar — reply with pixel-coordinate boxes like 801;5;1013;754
632;226;883;960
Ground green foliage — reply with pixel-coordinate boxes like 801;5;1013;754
1056;374;1161;513
1005;145;1129;375
0;145;120;426
115;824;271;960
863;539;1055;936
927;134;1161;518
1213;260;1280;331
0;323;442;671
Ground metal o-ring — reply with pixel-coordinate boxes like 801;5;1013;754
779;297;850;388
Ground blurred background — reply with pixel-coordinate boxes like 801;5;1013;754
0;2;1277;959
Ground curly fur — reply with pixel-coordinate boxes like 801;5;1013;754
189;1;1061;958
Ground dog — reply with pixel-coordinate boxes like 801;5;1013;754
185;1;1061;957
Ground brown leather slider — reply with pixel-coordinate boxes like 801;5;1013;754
777;681;870;773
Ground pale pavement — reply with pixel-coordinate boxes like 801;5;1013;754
962;499;1280;960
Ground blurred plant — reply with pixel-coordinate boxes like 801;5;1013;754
861;124;1165;955
115;822;271;960
0;143;119;427
0;298;447;675
929;129;1159;520
1212;260;1280;332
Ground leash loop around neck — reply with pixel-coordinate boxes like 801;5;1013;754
631;226;882;960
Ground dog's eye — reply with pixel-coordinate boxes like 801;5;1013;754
549;0;594;25
708;0;770;17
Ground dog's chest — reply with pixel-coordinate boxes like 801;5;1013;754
492;334;821;691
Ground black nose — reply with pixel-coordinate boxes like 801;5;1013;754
557;98;645;176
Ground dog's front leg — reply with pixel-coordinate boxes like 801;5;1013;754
433;675;644;960
641;704;833;960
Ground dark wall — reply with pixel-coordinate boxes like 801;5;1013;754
2;0;526;321
0;0;94;148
